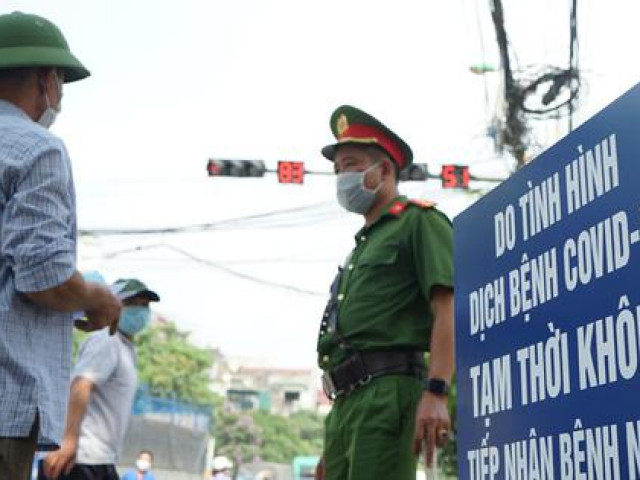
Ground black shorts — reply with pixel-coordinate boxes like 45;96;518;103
38;461;119;480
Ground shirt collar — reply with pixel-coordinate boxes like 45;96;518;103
354;196;408;240
117;330;135;346
0;99;32;121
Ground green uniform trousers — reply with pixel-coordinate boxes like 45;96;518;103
324;374;423;480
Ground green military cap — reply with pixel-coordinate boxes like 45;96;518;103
0;11;90;82
111;278;160;302
321;105;413;169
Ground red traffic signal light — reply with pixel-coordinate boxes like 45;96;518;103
399;163;429;182
441;164;470;189
277;161;305;184
207;159;266;177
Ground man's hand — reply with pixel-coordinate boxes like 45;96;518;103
413;391;451;467
315;455;326;480
43;438;78;479
75;284;121;335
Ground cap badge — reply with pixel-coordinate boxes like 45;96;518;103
336;114;349;137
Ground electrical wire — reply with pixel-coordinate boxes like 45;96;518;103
79;202;342;236
100;242;325;297
568;0;579;130
489;0;580;169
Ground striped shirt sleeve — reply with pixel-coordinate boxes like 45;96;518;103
2;143;76;292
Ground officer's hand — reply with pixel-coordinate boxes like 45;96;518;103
76;284;121;335
413;392;451;467
314;455;326;480
43;438;78;479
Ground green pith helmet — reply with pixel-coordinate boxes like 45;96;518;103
0;11;89;82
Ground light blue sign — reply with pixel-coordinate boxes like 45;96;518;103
455;83;640;480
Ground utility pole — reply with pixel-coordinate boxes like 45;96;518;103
490;0;527;169
488;0;580;170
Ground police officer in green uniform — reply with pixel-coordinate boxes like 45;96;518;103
315;106;455;480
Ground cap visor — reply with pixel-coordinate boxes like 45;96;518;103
118;289;160;302
0;46;90;82
321;143;338;161
136;290;160;302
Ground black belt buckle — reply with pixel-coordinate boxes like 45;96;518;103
322;370;343;400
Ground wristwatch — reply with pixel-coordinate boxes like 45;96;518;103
423;378;450;396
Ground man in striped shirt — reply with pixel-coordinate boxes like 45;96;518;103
0;12;121;480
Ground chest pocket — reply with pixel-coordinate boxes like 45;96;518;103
351;246;401;299
357;246;399;269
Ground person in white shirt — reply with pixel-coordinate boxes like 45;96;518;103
41;279;160;480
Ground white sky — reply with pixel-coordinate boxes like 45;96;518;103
6;0;640;368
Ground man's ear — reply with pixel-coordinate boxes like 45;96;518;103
381;159;395;179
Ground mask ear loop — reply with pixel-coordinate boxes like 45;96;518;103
37;70;54;110
40;70;63;110
53;71;63;108
361;161;384;194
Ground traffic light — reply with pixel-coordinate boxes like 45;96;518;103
277;161;305;184
399;163;429;182
206;159;266;177
441;164;470;189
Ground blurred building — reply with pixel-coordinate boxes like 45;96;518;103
228;366;316;415
209;351;324;416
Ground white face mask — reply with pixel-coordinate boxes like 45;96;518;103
136;459;151;472
336;162;382;214
37;71;63;129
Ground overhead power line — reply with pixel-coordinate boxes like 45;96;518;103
79;202;340;236
101;242;325;297
489;0;581;169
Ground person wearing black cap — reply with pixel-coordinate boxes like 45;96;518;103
41;279;160;480
316;106;455;479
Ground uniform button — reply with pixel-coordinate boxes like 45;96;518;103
322;355;330;363
338;294;344;301
348;264;354;270
322;321;327;326
360;236;367;242
327;327;333;333
324;312;329;318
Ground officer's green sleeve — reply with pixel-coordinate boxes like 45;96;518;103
411;208;454;301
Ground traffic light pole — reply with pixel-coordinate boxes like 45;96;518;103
207;159;506;187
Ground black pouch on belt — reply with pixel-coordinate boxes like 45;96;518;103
324;350;424;399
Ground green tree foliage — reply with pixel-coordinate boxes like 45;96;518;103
72;330;89;361
213;408;324;468
135;322;216;405
288;411;324;449
253;411;323;463
214;409;261;469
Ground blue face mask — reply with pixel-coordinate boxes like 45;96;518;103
336;162;382;214
118;306;150;336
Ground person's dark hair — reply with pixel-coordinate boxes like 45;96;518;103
138;450;154;460
0;67;37;88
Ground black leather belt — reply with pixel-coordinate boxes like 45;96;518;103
322;350;424;400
